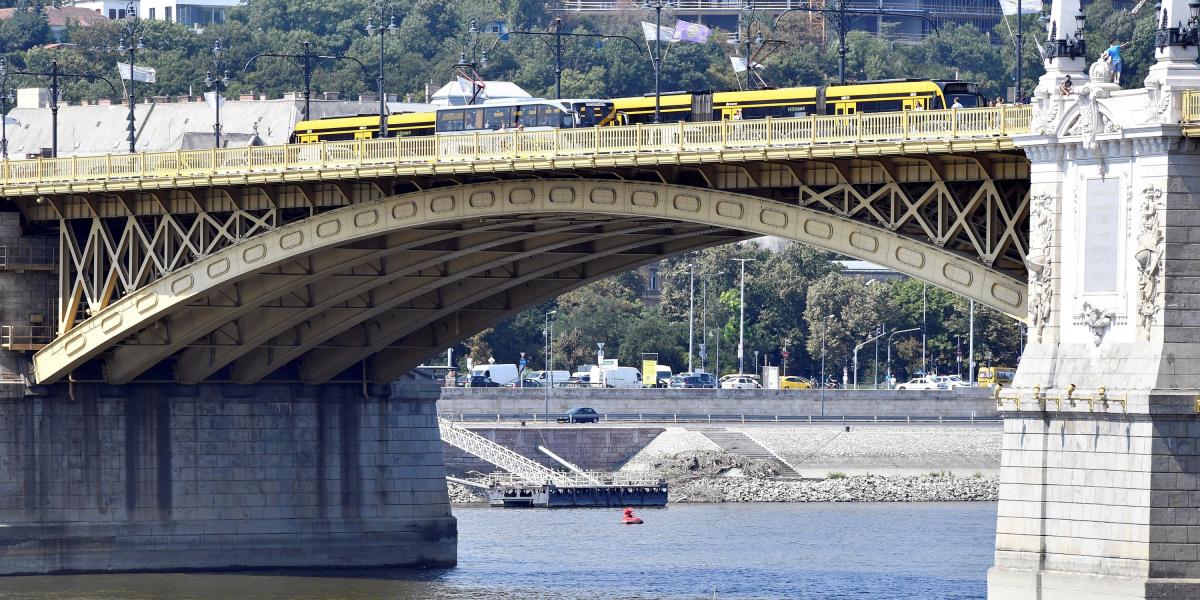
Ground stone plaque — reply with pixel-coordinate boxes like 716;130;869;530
1083;178;1120;294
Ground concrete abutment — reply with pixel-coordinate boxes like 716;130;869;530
0;377;456;574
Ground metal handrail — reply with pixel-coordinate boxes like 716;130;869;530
0;105;1031;191
0;325;53;350
0;241;57;270
438;417;588;486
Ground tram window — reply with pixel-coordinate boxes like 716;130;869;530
463;108;485;130
437;110;465;132
484;106;512;129
521;105;544;127
857;100;904;113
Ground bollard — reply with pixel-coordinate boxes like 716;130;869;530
874;415;878;423
939;415;944;424
808;415;812;423
707;414;712;423
497;413;501;423
673;413;678;424
639;413;643;423
775;415;779;423
741;414;745;424
907;415;911;424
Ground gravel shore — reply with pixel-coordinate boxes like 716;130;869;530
445;448;998;504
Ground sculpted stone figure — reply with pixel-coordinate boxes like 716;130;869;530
1135;186;1164;336
1079;302;1115;346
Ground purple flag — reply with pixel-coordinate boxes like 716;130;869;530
672;19;711;43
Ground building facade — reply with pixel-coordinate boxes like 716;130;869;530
74;0;241;29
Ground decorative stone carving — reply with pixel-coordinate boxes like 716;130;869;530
1079;302;1116;346
1135;186;1164;337
1026;193;1055;341
1089;56;1114;84
1029;85;1060;135
1142;70;1173;124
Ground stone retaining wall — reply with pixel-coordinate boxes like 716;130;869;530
437;387;996;418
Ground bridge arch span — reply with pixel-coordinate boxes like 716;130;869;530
33;179;1027;385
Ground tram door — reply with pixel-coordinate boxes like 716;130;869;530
833;101;855;115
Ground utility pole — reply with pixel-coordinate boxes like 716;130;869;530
687;263;695;373
732;258;755;374
700;277;708;373
921;282;928;375
544;309;556;421
968;299;975;384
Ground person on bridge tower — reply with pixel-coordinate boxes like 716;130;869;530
1058;74;1074;96
1105;36;1131;85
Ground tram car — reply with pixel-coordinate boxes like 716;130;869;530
290;80;985;143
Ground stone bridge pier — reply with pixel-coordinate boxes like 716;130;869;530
989;0;1200;596
0;377;455;574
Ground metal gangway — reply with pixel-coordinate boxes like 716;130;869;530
437;417;584;486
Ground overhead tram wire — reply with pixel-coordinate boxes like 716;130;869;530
243;42;371;121
771;0;941;84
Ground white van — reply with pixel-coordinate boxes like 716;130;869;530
470;364;519;386
654;365;673;387
592;366;641;389
531;370;571;387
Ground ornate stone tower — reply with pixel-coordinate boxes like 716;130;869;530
991;0;1200;596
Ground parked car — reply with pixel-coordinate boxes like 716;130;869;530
668;375;706;388
529;370;571;387
467;375;500;388
780;376;813;390
934;375;971;389
896;376;948;391
557;407;601;423
566;372;595;387
693;372;717;388
720;375;761;389
505;378;542;388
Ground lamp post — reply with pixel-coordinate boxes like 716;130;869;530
886;327;920;387
644;0;674;123
710;329;721;387
204;39;230;149
853;327;887;389
0;73;11;160
699;276;708;373
820;314;833;415
365;1;397;138
117;1;144;154
244;42;370;121
544;309;556;421
773;0;937;85
732;258;754;374
1;57;118;158
687;263;695;373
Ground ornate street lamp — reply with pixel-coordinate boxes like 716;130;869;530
643;0;675;123
364;1;397;138
117;1;145;154
204;38;231;149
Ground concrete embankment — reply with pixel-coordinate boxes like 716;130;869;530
438;387;996;419
446;422;1001;504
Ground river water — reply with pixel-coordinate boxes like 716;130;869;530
0;502;996;600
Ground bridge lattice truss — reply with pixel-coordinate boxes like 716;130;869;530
7;109;1030;385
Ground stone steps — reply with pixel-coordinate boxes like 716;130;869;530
698;429;800;477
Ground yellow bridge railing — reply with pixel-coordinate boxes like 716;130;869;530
0;105;1031;190
1183;90;1200;123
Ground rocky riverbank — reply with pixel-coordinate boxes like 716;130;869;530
445;449;998;504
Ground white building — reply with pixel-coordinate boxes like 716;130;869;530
74;0;241;29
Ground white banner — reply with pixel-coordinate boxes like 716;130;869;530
640;21;678;42
117;62;157;83
203;91;224;110
998;0;1042;16
730;56;763;73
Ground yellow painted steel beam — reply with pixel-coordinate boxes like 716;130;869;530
32;179;1028;385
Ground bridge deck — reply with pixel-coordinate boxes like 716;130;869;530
0;106;1031;202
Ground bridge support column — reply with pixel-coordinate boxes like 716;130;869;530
991;51;1200;598
0;377;455;574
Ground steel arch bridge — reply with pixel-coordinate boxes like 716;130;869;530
0;108;1032;385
